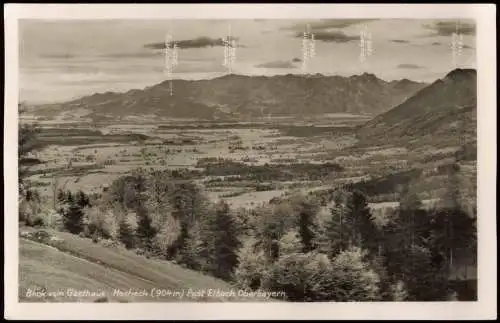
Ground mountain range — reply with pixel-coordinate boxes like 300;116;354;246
31;73;427;121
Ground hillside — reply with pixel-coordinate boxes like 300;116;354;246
19;228;272;302
360;68;477;146
352;69;478;215
31;73;427;121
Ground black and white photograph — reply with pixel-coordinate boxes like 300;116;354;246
4;3;497;320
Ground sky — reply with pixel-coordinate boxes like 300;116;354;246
19;19;476;104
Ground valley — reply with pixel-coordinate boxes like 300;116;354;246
18;68;478;303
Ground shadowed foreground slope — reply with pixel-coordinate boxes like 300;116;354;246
19;229;273;302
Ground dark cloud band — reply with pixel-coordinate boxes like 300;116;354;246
423;20;476;37
284;19;377;32
390;39;410;44
294;30;359;43
144;36;240;50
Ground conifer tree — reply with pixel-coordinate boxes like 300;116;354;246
62;201;85;234
322;205;350;258
343;190;378;253
296;198;319;253
66;190;74;204
135;206;157;252
57;188;66;204
177;221;206;270
75;190;90;209
212;201;241;279
255;205;290;260
191;201;241;280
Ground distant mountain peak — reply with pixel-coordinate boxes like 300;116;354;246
218;73;244;79
398;78;413;84
348;72;383;83
361;72;378;78
445;68;477;81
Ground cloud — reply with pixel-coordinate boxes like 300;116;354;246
390;39;410;44
295;30;359;43
284;19;377;32
144;36;241;50
397;64;425;69
255;60;297;69
428;41;473;49
292;57;302;63
423;20;476;37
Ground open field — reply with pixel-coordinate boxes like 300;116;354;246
24;113;476;212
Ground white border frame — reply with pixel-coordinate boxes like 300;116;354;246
4;3;497;320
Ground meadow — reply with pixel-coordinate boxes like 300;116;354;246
26;113;475;214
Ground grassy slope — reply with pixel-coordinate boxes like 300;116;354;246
19;228;269;302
